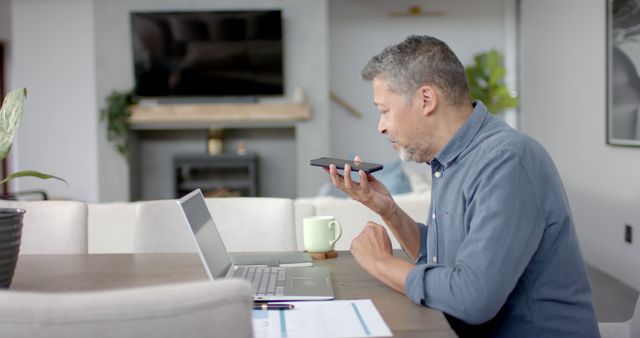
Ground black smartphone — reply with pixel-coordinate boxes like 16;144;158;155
310;157;384;174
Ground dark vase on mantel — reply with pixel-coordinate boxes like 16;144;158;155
0;208;25;288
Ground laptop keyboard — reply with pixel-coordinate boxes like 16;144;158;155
236;266;286;296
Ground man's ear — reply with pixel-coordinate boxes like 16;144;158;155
417;85;438;116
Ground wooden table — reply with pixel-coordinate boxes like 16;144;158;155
11;251;456;338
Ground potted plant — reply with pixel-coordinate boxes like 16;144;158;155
465;49;518;115
101;89;137;158
0;88;66;287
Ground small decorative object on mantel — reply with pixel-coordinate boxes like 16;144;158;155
0;88;67;288
207;128;224;156
292;86;306;104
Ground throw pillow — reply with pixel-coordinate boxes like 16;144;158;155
317;160;412;197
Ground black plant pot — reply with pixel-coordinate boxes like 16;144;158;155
0;208;25;288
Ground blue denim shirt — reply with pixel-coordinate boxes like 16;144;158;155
403;102;599;337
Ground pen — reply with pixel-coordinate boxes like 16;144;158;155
253;303;295;310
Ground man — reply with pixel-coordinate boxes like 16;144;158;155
327;35;599;337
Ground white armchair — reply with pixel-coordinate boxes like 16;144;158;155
0;200;88;254
133;199;196;253
0;280;253;338
88;202;138;253
133;197;297;253
205;197;297;252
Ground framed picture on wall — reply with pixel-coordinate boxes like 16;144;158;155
608;0;640;146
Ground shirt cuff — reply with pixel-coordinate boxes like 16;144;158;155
404;264;428;306
415;222;429;264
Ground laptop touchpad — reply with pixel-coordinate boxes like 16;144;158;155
292;277;322;287
289;277;331;296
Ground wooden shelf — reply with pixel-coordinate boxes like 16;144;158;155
129;102;310;130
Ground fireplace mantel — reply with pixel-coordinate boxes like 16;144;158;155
129;102;310;130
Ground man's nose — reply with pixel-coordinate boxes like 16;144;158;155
378;117;387;134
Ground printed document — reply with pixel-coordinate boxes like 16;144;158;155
252;299;392;338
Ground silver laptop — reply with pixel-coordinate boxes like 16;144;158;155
178;189;334;301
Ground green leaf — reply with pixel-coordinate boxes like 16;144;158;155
486;50;501;68
488;66;506;86
0;88;68;186
0;88;27;160
464;49;518;114
0;170;68;185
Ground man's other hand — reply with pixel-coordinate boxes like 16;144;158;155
351;222;394;275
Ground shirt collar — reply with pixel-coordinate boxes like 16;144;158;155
431;100;488;167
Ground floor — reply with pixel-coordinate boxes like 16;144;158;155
587;264;638;322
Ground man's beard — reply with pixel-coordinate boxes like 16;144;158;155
397;142;432;163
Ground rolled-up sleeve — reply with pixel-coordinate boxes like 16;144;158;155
404;149;545;325
413;222;429;264
405;264;434;305
404;222;430;304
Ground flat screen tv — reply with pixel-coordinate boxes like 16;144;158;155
130;10;283;98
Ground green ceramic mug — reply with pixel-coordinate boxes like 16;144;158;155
303;216;342;253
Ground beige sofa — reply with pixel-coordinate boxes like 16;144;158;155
87;192;430;254
294;193;430;251
87;161;432;253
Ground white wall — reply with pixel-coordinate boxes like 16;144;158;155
94;0;330;200
520;0;640;290
328;0;515;164
10;0;99;202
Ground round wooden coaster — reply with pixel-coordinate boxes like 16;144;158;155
308;250;338;260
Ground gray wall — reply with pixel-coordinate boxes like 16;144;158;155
328;0;516;166
133;128;296;200
520;0;640;291
10;0;99;201
7;0;329;201
94;0;329;200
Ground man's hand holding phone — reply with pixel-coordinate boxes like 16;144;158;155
311;156;397;219
309;157;383;174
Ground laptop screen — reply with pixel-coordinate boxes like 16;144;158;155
179;189;233;279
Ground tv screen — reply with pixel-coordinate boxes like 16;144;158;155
130;10;283;98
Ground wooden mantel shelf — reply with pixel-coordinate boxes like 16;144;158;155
129;102;310;129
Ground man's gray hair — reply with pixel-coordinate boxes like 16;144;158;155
361;35;469;105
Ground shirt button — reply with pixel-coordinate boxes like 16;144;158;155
434;171;441;178
432;213;436;220
432;256;437;263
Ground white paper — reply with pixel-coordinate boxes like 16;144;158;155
252;299;392;338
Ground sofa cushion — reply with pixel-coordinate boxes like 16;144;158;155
317;160;412;197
